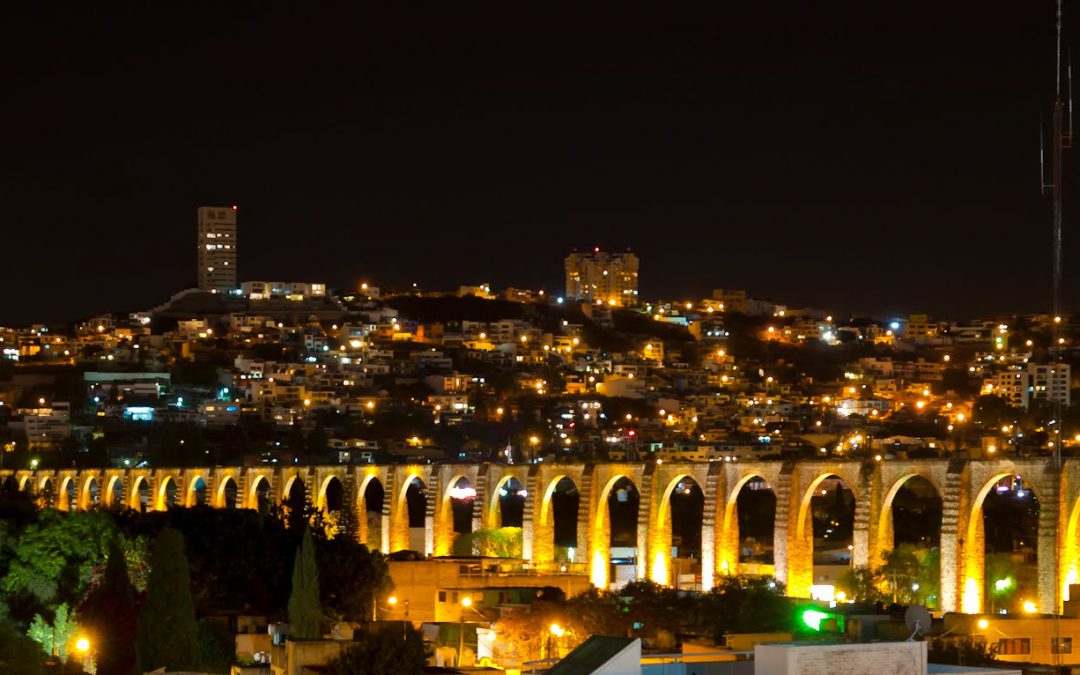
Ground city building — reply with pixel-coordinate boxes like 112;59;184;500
565;248;639;306
1029;362;1071;408
197;205;238;292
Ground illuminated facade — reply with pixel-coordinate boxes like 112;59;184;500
9;457;1080;617
197;206;238;292
564;249;639;306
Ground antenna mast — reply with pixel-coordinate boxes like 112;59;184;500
1044;0;1072;471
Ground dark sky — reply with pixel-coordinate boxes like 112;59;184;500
1;2;1075;324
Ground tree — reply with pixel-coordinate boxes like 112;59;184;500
288;526;321;639
0;621;46;675
79;539;137;675
703;576;791;640
26;602;77;659
838;566;886;605
317;538;391;623
2;510;115;617
326;623;429;675
136;528;199;672
452;527;523;557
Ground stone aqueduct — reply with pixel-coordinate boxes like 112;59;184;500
7;458;1080;615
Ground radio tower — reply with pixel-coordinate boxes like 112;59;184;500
1042;0;1072;469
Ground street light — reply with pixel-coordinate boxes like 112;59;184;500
548;623;565;661
457;597;473;667
73;635;91;671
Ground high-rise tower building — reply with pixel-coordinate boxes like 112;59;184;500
564;248;639;306
197;206;238;292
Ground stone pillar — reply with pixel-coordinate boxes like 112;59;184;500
955;465;983;614
424;473;437;557
700;466;722;591
1038;471;1061;613
865;465;888;569
771;466;795;589
582;468;609;588
638;470;655;584
938;463;964;613
522;469;538;562
387;468;410;553
851;467;871;570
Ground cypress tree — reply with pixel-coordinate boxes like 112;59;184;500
288;526;322;639
136;527;199;671
79;538;137;675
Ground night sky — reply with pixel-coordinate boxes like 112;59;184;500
1;2;1075;325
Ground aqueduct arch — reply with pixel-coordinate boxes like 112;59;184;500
787;468;861;599
186;475;208;507
355;472;385;551
215;476;237;508
57;476;75;511
588;473;639;589
157;475;179;510
247;475;271;511
717;472;774;579
535;474;579;563
875;472;945;564
3;458;1077;612
434;474;472;556
390;470;429;554
961;471;1044;614
79;476;100;510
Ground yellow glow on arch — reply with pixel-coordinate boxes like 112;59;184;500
650;551;669;586
962;577;981;614
591;549;608;589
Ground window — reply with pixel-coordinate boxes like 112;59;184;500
1053;638;1073;654
997;638;1030;655
438;591;446;603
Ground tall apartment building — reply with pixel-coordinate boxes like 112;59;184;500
197;206;238;292
986;362;1071;409
564;248;639;306
1029;362;1071;408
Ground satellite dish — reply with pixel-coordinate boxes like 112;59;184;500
904;606;932;641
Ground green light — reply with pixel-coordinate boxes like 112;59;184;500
801;609;831;631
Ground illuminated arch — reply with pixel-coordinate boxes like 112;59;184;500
356;473;385;550
186;475;208;507
130;476;150;510
390;473;426;553
789;472;857;598
18;475;31;492
717;473;771;578
156;475;179;510
57;476;76;511
247;475;271;510
79;476;100;510
536;475;578;563
876;472;944;564
103;475;122;507
317;475;346;538
648;473;703;585
434;474;471;556
317;475;345;513
589;474;638;589
215;476;238;508
485;474;527;531
962;473;1040;614
38;476;55;508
